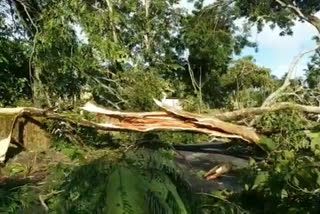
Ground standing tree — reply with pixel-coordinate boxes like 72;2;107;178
306;49;320;89
181;2;255;109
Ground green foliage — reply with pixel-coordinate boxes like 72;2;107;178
306;50;320;89
158;132;210;145
51;137;85;161
220;57;277;109
105;167;187;214
258;136;276;152
236;151;320;213
50;149;193;214
256;111;310;150
181;4;256;107
116;68;172;111
207;111;320;213
306;131;320;158
0;184;41;213
0;13;31;106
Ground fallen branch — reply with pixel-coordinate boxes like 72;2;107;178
204;163;232;180
214;102;320;121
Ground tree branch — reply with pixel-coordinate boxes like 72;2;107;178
275;0;320;34
275;0;306;20
214;102;320;121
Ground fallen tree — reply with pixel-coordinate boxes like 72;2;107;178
1;98;320;163
0;99;260;162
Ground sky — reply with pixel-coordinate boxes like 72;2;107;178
180;0;320;79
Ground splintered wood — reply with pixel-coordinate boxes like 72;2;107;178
81;100;260;143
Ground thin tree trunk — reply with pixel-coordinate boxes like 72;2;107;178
32;66;46;107
143;0;150;51
105;0;118;43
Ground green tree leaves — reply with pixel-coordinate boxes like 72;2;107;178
306;50;320;89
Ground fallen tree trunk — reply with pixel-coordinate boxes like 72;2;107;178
80;101;260;143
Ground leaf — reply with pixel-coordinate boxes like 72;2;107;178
167;64;183;71
105;167;146;214
149;173;187;214
252;172;269;190
305;131;320;152
249;157;256;166
292;177;300;186
8;163;25;176
282;150;295;160
258;136;276;152
0;56;8;64
245;184;249;191
281;189;288;199
105;166;187;214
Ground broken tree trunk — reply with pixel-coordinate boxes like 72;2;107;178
81;101;260;143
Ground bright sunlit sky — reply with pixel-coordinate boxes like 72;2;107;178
180;0;320;79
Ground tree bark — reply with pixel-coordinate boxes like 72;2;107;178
309;16;320;35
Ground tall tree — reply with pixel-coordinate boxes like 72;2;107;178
181;2;255;108
64;0;186;109
2;0;187;110
220;57;277;109
0;1;31;106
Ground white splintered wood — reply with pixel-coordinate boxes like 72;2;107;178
0;134;11;162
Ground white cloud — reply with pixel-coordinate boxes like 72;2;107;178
242;18;319;78
255;21;317;52
180;0;319;78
